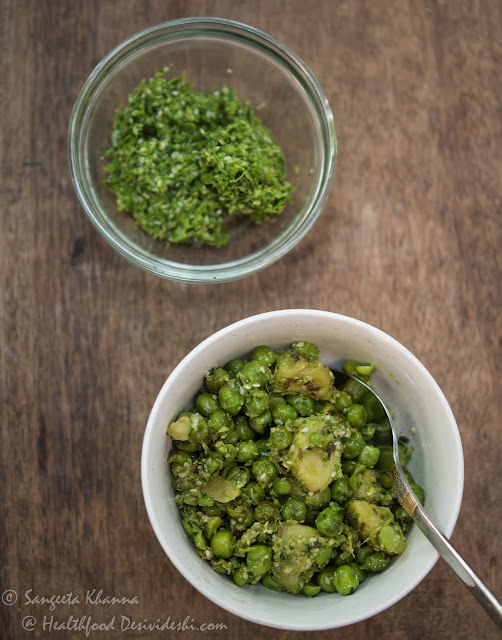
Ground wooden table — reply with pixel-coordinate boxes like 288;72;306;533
2;1;501;638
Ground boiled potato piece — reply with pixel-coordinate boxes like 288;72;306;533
166;416;191;441
287;416;342;492
272;351;334;400
272;523;319;593
346;499;407;554
203;475;241;503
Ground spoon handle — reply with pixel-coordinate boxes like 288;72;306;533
412;504;502;629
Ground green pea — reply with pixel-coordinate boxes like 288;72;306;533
317;567;336;592
342;377;368;403
254;500;280;522
341;360;359;375
182;518;193;537
194;531;208;551
214;441;237;463
281;497;308;522
410;482;425;504
198;494;214;507
211;530;235;559
308;432;328;449
357;445;380;468
342;459;357;475
348;462;366;489
303;584;322;597
272;476;292;496
348;562;366;584
250;411;272;433
188;415;209;443
202;504;223;517
224;427;240;445
244;389;270;418
239;506;255;528
333;547;353;567
205;367;230;393
246;545;272;575
331;477;352;503
335;391;353;414
174;440;199;453
272;403;298;426
292;341;319;359
236;440;259;462
377;525;405;554
334;564;360;595
225;466;250;487
398;441;412;466
233;566;248;586
305;486;331;508
168;450;192;467
376;445;395;471
218;385;244;416
342;431;366;459
204;516;222;540
371;420;392;444
361;390;385;422
251;345;276;366
208;409;233;435
226;500;248;519
225;358;244;377
346;404;367;428
262;573;283;591
314;545;333;566
238;360;271;387
286;394;314;417
240;481;265;505
356;545;374;565
380;470;394;489
252;459;278;486
234;415;256;441
315;505;344;537
269;426;294;450
255;438;270;455
364;552;390;572
195;393;218;417
360;422;376;440
268;393;286;409
394;506;413;526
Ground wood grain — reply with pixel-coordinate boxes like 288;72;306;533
1;1;501;638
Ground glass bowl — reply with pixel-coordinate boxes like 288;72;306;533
68;18;336;283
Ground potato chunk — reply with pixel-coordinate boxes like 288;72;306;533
203;475;241;503
346;499;407;554
272;351;334;400
272;524;320;593
166;416;191;441
286;416;342;493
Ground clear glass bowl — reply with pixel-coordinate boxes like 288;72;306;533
68;18;336;283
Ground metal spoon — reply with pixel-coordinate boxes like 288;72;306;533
333;369;502;629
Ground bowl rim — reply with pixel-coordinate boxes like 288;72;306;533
141;309;464;630
68;17;337;283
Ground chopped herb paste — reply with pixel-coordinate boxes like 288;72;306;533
104;69;294;247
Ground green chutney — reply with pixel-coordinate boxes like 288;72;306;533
104;69;294;247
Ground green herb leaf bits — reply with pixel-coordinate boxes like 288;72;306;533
105;70;293;247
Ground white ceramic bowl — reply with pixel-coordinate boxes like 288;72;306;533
141;310;464;630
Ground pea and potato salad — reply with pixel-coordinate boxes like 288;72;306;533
167;342;424;597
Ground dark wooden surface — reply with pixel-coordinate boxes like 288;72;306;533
1;1;501;638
